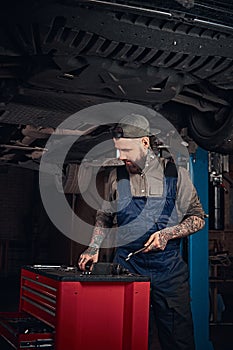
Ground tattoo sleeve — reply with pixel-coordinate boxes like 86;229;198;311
158;215;205;247
89;210;114;250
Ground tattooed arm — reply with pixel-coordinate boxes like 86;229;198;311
143;215;205;252
78;212;114;270
78;169;117;270
144;166;205;252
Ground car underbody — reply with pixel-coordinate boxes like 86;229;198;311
0;0;233;167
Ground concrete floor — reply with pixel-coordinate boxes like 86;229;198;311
0;276;232;350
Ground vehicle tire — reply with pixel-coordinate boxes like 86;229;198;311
188;108;233;154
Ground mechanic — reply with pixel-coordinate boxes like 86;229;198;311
78;112;205;350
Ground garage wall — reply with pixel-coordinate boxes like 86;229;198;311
0;166;35;275
0;166;73;276
209;155;233;256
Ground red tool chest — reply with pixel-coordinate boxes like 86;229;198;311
0;265;151;350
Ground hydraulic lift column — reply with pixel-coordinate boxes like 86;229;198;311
189;148;214;350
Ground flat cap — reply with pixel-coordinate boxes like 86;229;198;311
112;113;151;138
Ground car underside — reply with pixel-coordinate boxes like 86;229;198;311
0;0;233;167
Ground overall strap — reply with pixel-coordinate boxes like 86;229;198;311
117;165;129;181
164;160;178;178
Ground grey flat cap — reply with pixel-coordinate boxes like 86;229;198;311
112;113;160;138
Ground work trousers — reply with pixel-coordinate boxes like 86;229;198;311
149;279;195;350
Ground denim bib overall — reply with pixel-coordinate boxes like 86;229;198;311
114;164;195;350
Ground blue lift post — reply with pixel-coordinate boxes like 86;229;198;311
189;147;214;350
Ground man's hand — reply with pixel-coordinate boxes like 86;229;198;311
143;216;205;253
78;247;99;271
143;231;168;253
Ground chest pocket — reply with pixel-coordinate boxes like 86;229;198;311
149;177;163;196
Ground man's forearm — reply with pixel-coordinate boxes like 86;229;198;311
159;215;205;246
89;223;106;249
84;225;107;256
87;211;114;254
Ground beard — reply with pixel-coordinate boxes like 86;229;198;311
124;160;143;174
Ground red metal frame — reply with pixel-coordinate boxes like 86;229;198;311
54;280;150;350
1;267;151;350
20;269;57;327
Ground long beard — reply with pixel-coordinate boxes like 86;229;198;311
124;149;148;174
126;164;142;174
125;161;142;174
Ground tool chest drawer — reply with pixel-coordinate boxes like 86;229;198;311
0;312;54;349
1;265;151;350
21;265;151;350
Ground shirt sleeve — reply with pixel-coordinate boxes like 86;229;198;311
176;166;205;221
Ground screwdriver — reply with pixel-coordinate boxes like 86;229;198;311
125;241;154;261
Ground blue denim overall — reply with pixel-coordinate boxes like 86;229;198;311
114;165;195;350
